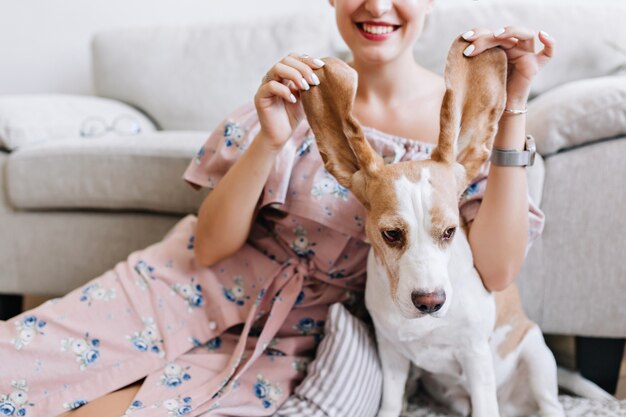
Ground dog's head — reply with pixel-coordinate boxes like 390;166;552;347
302;39;507;319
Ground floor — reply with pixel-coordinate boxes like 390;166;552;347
615;355;626;400
18;296;626;400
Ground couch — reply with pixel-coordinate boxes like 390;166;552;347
1;0;625;386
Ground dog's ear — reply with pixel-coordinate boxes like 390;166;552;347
431;38;508;189
301;57;384;197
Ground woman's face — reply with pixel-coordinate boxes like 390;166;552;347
330;0;434;64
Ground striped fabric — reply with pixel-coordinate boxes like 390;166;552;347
275;303;383;417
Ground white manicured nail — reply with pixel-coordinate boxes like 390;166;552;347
494;27;506;37
313;58;325;67
311;73;320;85
461;30;474;40
463;44;475;56
540;30;550;38
301;78;310;90
289;94;297;103
300;53;310;58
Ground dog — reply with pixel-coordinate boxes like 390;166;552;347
301;39;565;417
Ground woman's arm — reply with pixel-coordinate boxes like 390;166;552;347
468;111;529;291
461;27;554;291
194;133;281;267
194;53;324;267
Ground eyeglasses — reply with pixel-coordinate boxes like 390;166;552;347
79;115;142;138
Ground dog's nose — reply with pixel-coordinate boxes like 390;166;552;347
411;290;446;314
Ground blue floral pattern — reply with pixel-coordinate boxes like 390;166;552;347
126;317;165;358
222;275;250;306
252;374;282;409
62;399;87;411
290;225;316;257
171;277;204;312
60;333;101;371
160;363;191;388
122;399;145;416
311;170;349;201
10;316;46;351
223;122;246;149
293;317;324;336
160;396;193;416
296;136;314;157
79;282;116;306
134;260;156;291
193;146;205;165
0;380;34;416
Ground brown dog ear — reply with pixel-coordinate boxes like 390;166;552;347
431;38;508;188
301;57;384;191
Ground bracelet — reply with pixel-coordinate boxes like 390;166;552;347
503;107;528;115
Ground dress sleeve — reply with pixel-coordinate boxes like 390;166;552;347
182;102;311;210
458;162;545;247
183;102;261;191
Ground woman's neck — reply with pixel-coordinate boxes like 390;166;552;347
351;50;426;107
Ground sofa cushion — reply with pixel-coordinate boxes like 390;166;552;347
92;13;340;132
276;303;382;417
527;76;626;156
414;0;626;97
0;95;157;151
519;137;626;337
6;131;209;214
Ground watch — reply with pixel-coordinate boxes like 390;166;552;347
490;135;536;167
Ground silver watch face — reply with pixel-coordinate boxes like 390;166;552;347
526;135;536;166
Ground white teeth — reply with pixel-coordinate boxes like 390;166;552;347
362;24;395;35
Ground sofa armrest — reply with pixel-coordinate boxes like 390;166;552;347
527;76;626;156
0;94;158;151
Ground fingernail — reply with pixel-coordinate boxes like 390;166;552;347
311;73;320;85
300;53;310;58
494;27;505;37
290;94;297;103
463;44;475;57
313;58;325;67
301;78;310;90
461;30;474;40
540;30;550;38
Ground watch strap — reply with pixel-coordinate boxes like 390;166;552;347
490;135;536;167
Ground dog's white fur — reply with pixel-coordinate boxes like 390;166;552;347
365;172;563;417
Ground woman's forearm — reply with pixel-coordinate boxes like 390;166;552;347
468;111;529;291
194;132;280;266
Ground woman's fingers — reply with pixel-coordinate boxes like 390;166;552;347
461;26;538;57
261;53;325;103
258;79;297;105
460;28;494;56
537;30;555;65
283;56;320;87
268;62;312;91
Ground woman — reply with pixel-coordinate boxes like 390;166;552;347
0;0;553;416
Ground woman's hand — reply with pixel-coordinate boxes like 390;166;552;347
460;27;555;108
254;53;325;150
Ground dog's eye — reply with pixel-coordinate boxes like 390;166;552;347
442;227;456;241
382;229;403;244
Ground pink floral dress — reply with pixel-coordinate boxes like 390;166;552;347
0;102;544;417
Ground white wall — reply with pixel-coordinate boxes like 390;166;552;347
0;0;332;95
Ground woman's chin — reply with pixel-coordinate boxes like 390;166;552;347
352;48;403;66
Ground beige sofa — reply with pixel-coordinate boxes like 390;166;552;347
1;0;625;373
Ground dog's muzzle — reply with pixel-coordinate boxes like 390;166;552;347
411;290;446;314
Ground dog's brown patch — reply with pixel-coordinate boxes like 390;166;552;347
364;162;419;297
494;284;535;359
